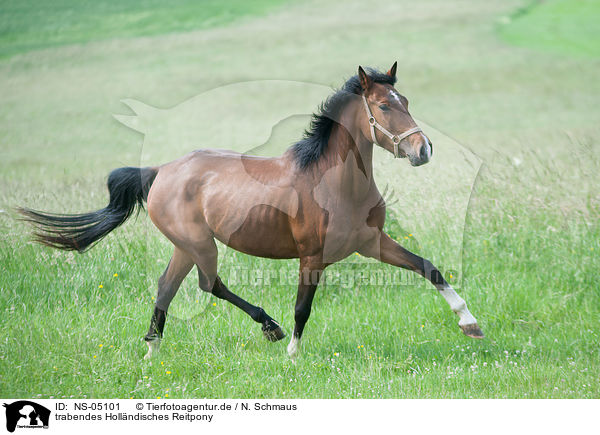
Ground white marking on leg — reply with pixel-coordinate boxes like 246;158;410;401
144;338;161;360
439;285;477;326
287;336;301;359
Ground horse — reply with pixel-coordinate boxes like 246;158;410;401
19;63;484;360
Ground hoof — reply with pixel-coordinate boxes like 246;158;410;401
460;323;485;339
262;320;286;342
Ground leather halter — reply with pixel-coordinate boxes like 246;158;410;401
362;95;423;158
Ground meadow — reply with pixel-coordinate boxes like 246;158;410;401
0;0;598;398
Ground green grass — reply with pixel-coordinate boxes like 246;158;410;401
0;0;599;399
499;0;600;57
0;0;288;58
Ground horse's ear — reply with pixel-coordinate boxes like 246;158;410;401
387;61;397;78
358;66;372;91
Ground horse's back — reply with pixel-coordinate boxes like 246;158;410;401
147;149;300;257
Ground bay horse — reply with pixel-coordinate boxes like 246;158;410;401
19;63;484;360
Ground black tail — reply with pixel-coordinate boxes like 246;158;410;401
18;166;158;252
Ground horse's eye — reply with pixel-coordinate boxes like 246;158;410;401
379;104;390;111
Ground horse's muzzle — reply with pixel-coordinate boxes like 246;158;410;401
409;139;432;166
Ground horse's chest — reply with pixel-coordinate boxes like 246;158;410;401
320;204;381;262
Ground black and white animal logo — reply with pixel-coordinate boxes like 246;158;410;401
3;401;50;432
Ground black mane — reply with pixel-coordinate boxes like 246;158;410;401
291;68;396;169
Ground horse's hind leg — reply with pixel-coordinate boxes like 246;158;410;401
210;276;286;342
190;237;285;342
144;247;194;359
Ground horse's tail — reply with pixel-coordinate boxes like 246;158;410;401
18;166;158;252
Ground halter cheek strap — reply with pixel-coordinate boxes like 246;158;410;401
362;95;423;158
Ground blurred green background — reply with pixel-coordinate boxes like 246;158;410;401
0;0;598;398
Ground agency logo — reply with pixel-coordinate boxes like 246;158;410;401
2;401;50;433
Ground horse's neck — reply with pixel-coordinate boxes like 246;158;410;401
319;122;375;199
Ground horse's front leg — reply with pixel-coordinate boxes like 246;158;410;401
287;257;326;360
361;232;484;338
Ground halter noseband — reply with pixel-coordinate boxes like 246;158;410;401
362;95;423;158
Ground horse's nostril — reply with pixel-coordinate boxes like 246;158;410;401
420;144;429;161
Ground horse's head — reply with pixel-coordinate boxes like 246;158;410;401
358;62;432;166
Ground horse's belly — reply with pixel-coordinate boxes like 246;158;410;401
213;204;299;259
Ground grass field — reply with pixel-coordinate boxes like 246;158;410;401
499;0;600;57
0;0;599;399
